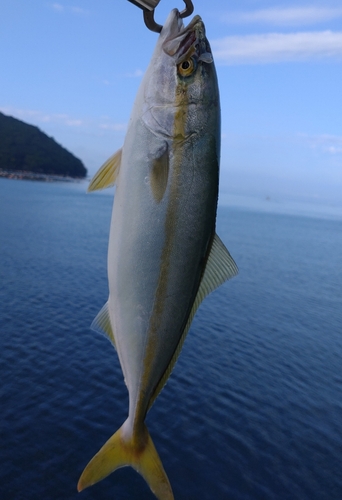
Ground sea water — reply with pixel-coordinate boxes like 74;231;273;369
1;177;342;499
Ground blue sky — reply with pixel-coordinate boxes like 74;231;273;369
1;0;342;206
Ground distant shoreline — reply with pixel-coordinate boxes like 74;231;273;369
0;169;85;183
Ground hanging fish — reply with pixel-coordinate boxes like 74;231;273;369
78;8;237;500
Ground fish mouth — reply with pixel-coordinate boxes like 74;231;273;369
162;10;212;64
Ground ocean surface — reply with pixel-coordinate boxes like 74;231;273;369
1;177;342;500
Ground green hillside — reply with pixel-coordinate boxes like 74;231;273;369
0;112;87;178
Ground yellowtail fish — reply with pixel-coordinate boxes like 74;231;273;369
78;8;238;500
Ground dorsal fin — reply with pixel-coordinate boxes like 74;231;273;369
90;302;116;349
87;148;122;192
148;233;238;409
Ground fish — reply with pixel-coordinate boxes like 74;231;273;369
77;8;238;500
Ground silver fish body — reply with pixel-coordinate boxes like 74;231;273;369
78;9;237;500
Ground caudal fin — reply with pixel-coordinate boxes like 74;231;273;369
77;422;173;500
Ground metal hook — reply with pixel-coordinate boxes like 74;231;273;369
128;1;194;33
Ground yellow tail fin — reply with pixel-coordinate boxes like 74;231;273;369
77;421;174;500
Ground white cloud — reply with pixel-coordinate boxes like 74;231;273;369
99;122;127;132
50;3;89;15
0;107;53;123
70;6;89;15
0;107;125;133
51;3;64;12
100;70;144;84
124;69;145;78
302;133;342;155
66;119;83;127
212;31;342;64
224;7;342;26
0;107;86;126
327;146;342;154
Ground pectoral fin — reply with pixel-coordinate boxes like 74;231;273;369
148;233;238;409
87;148;122;192
150;147;169;203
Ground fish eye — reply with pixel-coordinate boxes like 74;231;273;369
177;58;196;77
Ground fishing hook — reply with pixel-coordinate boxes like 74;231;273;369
128;0;194;33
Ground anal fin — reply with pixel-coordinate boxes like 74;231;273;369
90;301;116;349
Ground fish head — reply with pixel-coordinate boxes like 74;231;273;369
142;9;219;138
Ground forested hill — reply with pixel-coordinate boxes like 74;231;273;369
0;112;87;178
